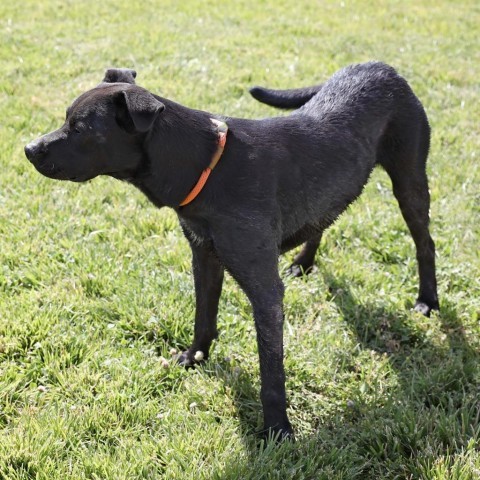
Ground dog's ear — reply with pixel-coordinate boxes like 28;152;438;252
103;68;137;84
114;88;165;133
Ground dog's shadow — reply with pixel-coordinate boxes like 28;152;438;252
209;270;480;478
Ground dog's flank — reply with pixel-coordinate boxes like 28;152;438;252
25;62;439;440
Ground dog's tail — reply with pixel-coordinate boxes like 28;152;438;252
249;84;322;109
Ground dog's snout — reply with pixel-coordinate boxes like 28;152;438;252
24;140;48;163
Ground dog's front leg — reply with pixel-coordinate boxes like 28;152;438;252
213;230;293;440
177;241;224;366
251;280;293;440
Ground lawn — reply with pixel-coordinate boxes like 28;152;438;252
1;0;479;478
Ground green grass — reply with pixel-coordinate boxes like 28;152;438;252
1;0;479;478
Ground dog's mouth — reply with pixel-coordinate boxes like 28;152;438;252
107;170;135;181
32;162;95;183
68;175;93;182
32;161;66;179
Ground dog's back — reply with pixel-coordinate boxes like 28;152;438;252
251;62;407;110
251;61;430;173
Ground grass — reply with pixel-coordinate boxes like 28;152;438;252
1;0;479;478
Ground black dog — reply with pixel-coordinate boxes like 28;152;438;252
25;62;439;439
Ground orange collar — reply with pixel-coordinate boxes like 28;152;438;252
179;118;228;207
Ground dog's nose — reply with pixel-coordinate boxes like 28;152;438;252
24;140;48;164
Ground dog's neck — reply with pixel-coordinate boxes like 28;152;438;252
130;98;220;209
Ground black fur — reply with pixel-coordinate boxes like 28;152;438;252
102;68;137;84
25;62;439;439
250;84;322;109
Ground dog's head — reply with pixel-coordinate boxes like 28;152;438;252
25;69;165;182
102;67;137;85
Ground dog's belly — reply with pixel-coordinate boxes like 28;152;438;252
280;224;323;253
278;165;372;253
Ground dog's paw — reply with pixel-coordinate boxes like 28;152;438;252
258;424;295;444
414;300;439;317
286;263;313;278
174;350;206;368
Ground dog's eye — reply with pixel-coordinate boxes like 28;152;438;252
69;120;84;134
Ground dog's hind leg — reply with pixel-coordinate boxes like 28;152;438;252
177;241;224;366
392;173;439;315
287;234;322;277
379;117;439;316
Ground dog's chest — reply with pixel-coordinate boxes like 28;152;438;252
178;216;212;247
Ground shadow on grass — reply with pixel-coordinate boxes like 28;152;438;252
205;271;480;478
318;271;480;474
325;272;479;402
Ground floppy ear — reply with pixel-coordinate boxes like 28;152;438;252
103;68;137;84
114;89;165;133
